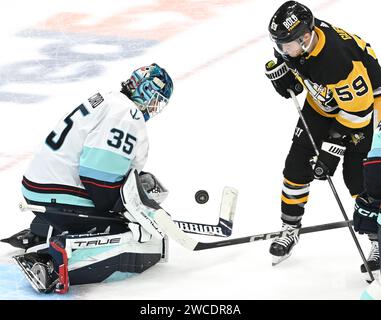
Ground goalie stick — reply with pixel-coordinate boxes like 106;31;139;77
18;186;237;238
18;198;352;251
173;187;237;237
153;208;353;251
127;176;356;251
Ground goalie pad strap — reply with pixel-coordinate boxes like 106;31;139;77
49;239;69;294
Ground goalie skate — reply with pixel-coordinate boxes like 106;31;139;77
13;253;58;293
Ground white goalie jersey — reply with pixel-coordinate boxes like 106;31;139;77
22;91;149;212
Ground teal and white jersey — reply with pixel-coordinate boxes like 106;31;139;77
368;123;381;158
22;91;148;210
363;121;381;225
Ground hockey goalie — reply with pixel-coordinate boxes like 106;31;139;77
1;63;174;293
12;170;169;294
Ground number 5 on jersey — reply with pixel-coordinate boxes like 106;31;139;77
46;104;89;150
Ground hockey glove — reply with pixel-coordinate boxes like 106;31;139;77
265;58;303;99
353;193;380;235
139;171;169;204
121;169;165;240
313;140;346;180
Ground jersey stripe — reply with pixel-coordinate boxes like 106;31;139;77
80;178;123;189
79;146;132;182
336;109;373;128
79;166;126;183
22;176;90;198
22;186;95;207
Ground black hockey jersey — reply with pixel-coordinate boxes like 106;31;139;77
284;18;381;135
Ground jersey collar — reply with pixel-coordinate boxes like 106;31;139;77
307;26;325;58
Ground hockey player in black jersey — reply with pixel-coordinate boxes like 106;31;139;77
265;1;381;276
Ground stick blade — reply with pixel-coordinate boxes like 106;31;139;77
218;186;238;237
154;209;198;250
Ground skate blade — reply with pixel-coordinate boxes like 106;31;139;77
272;253;291;266
13;255;50;293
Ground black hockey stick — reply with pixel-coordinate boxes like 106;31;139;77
153;207;353;251
194;220;353;250
288;89;374;282
18;202;129;223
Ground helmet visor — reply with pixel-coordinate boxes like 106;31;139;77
272;35;304;56
271;30;315;57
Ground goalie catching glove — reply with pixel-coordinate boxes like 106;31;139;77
139;171;168;204
121;169;168;242
109;170;168;243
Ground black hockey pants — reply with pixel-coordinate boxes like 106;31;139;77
281;101;373;225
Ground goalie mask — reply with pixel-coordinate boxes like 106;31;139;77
121;63;174;121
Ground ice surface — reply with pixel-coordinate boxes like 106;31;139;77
0;0;378;300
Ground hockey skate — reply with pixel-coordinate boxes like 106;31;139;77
269;222;300;266
1;229;45;250
361;240;380;283
13;252;59;293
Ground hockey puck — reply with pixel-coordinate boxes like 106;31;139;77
195;190;209;204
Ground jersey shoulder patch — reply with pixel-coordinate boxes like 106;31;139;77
88;93;104;109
